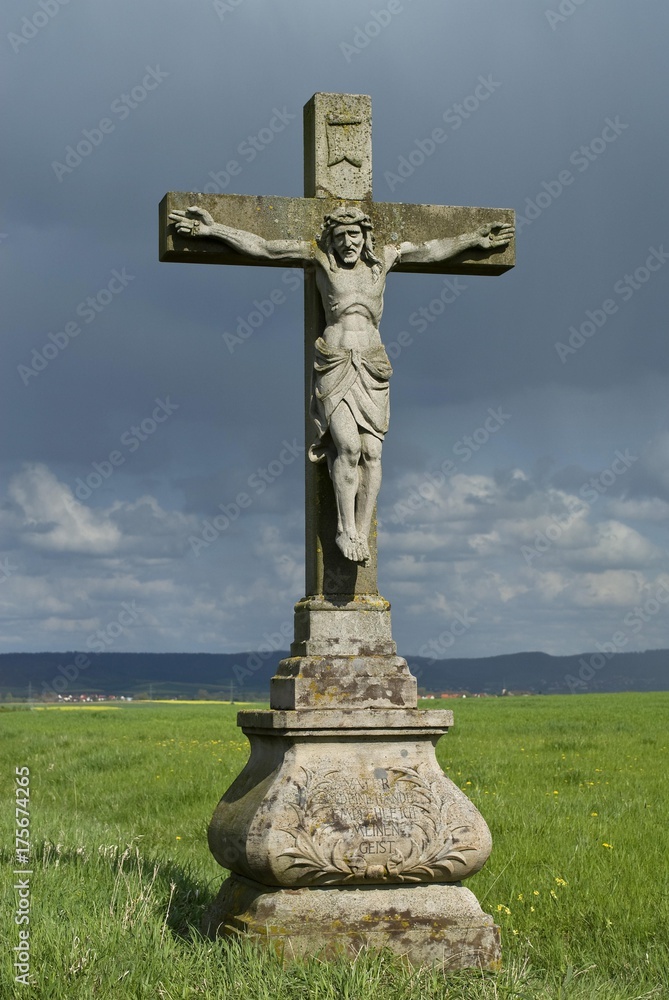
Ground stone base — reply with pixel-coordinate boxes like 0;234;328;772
203;874;501;970
290;594;397;658
270;655;417;709
207;709;494;888
205;700;499;970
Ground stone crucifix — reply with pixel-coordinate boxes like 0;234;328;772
160;93;515;969
160;92;514;603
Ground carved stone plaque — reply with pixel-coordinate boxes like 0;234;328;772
280;763;478;884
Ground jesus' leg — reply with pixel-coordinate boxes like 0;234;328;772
355;432;382;564
328;403;366;562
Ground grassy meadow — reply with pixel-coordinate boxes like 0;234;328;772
1;693;667;999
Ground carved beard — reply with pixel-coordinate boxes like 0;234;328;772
324;230;383;280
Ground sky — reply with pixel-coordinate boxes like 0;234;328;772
2;0;669;662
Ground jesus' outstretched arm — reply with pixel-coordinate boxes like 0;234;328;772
169;206;312;262
397;221;514;265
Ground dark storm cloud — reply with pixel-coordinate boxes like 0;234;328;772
2;0;669;656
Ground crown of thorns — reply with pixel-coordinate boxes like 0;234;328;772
322;207;374;232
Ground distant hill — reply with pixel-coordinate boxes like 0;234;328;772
0;648;668;700
409;649;669;696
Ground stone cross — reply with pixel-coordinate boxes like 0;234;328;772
160;92;513;604
160;93;514;969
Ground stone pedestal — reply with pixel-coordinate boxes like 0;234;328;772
203;604;500;969
271;595;415;710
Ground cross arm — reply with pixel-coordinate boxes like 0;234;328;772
170;207;312;263
397;221;514;268
160;192;515;276
160;192;324;270
377;203;515;276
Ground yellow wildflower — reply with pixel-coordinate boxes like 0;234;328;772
602;842;614;849
555;877;567;886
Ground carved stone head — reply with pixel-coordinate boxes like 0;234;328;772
322;206;382;274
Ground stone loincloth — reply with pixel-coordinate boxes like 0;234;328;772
308;337;393;465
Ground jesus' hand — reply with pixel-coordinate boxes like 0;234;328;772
169;206;215;238
474;222;514;250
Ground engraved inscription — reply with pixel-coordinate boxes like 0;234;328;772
279;765;477;884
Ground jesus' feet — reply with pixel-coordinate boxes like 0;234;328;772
336;529;367;563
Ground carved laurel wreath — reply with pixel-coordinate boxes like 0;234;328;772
278;765;476;884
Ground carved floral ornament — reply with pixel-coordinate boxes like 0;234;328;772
279;764;477;884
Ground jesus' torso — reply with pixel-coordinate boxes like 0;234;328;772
313;246;399;352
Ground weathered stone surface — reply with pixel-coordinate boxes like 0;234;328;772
304;92;373;201
238;707;453;734
291;594;395;657
202;875;501;971
207;710;491;888
160;191;515;276
270;655;416;710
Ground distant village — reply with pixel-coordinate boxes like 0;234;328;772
52;693;134;703
0;688;541;704
39;689;534;703
425;689;534;699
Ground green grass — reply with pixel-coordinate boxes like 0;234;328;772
1;694;667;998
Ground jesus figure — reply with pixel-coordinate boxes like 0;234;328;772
170;205;513;564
